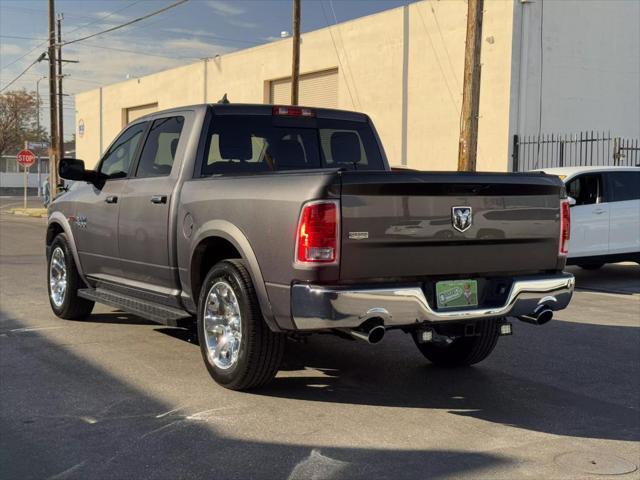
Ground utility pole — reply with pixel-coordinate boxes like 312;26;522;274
290;0;300;105
48;0;59;196
56;13;64;162
457;0;484;172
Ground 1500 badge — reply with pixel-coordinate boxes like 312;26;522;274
348;231;369;240
69;215;87;228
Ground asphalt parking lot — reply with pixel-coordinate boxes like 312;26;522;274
1;201;639;479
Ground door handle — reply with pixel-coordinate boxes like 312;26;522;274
593;208;605;214
151;195;167;204
105;195;118;204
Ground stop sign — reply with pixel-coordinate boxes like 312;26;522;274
16;149;36;168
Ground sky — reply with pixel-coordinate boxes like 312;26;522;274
0;0;414;140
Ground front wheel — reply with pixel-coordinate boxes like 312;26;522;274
197;259;284;390
412;319;500;367
47;233;94;319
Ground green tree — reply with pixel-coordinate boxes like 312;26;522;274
0;89;47;157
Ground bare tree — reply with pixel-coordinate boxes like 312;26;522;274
0;90;46;157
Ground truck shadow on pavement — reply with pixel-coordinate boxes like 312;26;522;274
79;311;640;445
1;315;510;480
259;320;640;443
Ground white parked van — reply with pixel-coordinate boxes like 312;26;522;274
539;166;640;269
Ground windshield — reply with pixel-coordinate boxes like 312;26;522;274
201;115;384;175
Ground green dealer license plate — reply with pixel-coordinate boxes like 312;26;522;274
435;279;478;309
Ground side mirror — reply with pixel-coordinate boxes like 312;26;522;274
567;196;577;207
59;158;86;181
59;158;103;186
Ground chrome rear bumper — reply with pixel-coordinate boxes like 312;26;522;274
291;273;575;330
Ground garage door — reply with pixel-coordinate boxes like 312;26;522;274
124;103;158;126
269;68;338;108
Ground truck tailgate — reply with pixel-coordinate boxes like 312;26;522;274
339;171;564;280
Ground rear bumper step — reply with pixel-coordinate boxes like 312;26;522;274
78;288;192;326
291;273;574;330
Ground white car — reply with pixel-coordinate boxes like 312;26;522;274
538;166;640;269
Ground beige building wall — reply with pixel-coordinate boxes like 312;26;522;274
75;0;515;172
74;88;101;166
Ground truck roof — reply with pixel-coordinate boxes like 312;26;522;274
132;103;369;124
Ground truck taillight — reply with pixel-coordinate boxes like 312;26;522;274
559;199;570;255
295;200;339;264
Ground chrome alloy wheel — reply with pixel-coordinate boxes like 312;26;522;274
203;281;243;370
49;246;67;308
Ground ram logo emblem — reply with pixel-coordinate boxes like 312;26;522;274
451;206;472;233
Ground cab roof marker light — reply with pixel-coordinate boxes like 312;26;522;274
272;106;315;117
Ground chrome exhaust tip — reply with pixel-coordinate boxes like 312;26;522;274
518;306;553;325
348;324;386;344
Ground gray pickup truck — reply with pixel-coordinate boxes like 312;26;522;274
48;103;574;390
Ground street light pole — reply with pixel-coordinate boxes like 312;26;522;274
36;75;46;196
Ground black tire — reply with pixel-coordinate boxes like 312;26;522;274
47;233;94;319
197;259;284;391
413;318;500;367
578;263;604;270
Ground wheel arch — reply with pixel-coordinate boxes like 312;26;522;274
189;220;278;331
47;212;89;286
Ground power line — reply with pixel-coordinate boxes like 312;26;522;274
0;53;46;93
64;0;145;36
0;1;147;72
428;1;460;91
0;5;95;21
1;35;212;61
0;35;46;41
72;42;201;60
62;0;190;47
415;4;460;114
328;0;362;108
0;42;47;72
320;1;356;108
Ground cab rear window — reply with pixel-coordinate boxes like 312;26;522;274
201;115;384;175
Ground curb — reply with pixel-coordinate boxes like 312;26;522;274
8;208;48;219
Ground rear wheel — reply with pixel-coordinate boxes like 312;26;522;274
413;318;500;367
197;259;284;390
47;233;94;319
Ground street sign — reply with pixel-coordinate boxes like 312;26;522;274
17;148;36;210
27;141;49;150
16;149;36;168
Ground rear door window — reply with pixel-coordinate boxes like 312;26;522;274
607;171;640;202
566;174;602;205
135;116;184;178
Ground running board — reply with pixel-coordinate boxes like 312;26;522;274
78;288;193;326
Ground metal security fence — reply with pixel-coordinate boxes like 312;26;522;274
512;132;640;171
